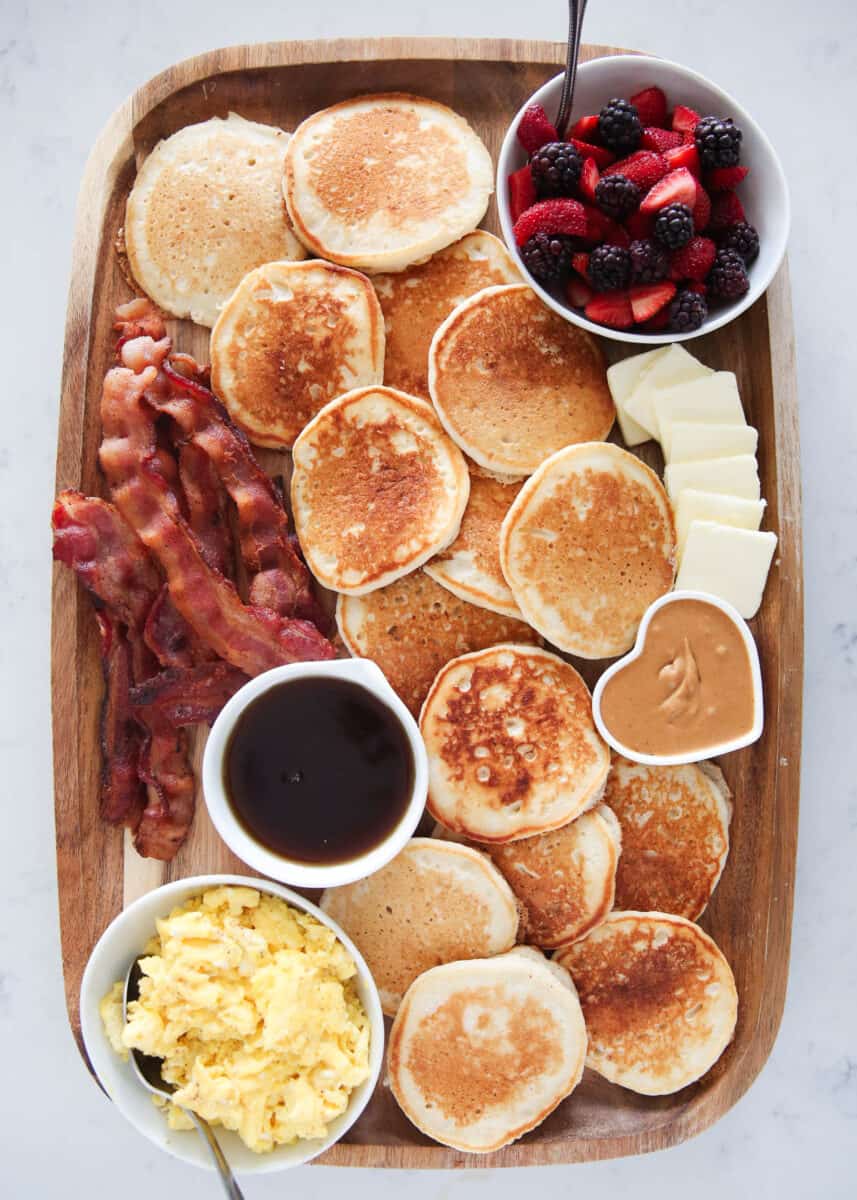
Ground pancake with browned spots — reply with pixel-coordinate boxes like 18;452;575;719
605;759;732;920
555;911;738;1095
283;94;494;273
320;838;518;1016
420;644;610;842
428;284;614;476
388;951;587;1151
425;472;523;618
500;442;677;658
336;570;540;716
291;387;469;594
372;232;520;398
210;260;384;448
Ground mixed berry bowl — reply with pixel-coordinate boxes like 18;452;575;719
497;54;790;342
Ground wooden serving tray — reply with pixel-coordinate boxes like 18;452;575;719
52;37;803;1166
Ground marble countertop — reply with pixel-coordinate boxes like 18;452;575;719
2;1;854;1195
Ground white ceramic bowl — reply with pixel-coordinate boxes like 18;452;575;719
497;54;790;343
202;656;427;888
80;873;385;1173
591;589;764;765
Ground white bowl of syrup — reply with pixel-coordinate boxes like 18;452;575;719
202;657;428;888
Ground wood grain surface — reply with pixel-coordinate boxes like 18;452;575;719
51;37;803;1166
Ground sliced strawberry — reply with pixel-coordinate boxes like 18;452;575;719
566;276;595;308
641;126;683;153
602;220;631;248
639;168;698;215
626;208;654;240
570;138;615;169
579;157;600;203
664;142;701;176
570;114;600;141
641;306;671;331
669;236;717;282
604;150;668;190
687;281;708;296
630;86;668;128
707;165;750;191
585;291;634;329
708;190;746;232
512;198;587;245
517;103;558;154
572;251;590;276
692;183;712;231
672;104;700;134
629;282;677;323
508;165;537;223
582;206;631;247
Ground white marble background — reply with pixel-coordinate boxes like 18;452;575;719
1;0;855;1194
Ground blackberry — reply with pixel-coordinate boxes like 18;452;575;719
529;141;583;197
669;289;708;333
597;98;642;154
588;244;631;291
519;232;576;283
594;174;640;220
653;203;694;250
708;248;750;300
694;116;743;169
719;221;760;265
629;238;669;284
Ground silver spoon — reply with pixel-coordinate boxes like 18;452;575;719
555;0;589;138
124;959;246;1198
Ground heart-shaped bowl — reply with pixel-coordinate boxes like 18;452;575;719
591;589;764;765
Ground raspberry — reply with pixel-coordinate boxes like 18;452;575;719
588;244;631;291
653;203;694;250
519;232;576;283
594;174;640;219
529;141;583;197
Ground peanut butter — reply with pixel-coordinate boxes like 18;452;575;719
598;598;755;756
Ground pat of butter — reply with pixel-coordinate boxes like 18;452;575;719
676;521;778;618
666;422;758;464
606;347;668;446
664;455;760;502
655;372;745;455
623;344;712;440
674;489;766;558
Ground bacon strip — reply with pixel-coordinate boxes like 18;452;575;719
177;441;234;578
130;662;248;728
136;726;196;861
95;614;147;828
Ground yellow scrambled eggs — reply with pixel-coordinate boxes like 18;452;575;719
100;885;370;1152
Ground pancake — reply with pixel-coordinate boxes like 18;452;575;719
320;838;518;1016
209;260;384;448
291;387;469;594
555;912;738;1095
605;759;732;920
336;569;540;716
435;803;621;948
503;945;577;991
428;284;614;476
425;472;523;618
420;644;610;842
125;113;306;327
500;442;677;659
373;232;520;398
388;953;587;1152
283;94;493;273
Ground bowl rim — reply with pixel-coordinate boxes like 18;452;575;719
496;53;791;344
79;872;386;1172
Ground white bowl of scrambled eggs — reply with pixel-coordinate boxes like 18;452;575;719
80;876;384;1172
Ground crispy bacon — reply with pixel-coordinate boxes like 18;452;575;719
114;297;167;343
130;661;249;727
177;442;234;578
95;614;147;828
135;726;196;860
143;583;206;668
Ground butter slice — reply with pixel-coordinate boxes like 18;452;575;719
664;455;760;502
666;422;758;464
655;372;745;456
624;344;712;440
676;521;777;618
674;489;766;558
606;347;668;446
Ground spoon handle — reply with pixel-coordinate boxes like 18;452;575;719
555;0;589;137
186;1111;246;1199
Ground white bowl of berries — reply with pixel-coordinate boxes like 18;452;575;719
497;54;790;341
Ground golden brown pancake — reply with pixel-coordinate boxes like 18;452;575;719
605;759;732;919
424;472;523;618
500;442;677;658
428;284;615;476
291;387;469;593
210;260;384;448
421;644;610;842
388;953;587;1152
372;232;520;398
555;911;738;1095
320;838;518;1016
336;569;540;716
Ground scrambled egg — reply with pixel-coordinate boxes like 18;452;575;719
100;886;370;1152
